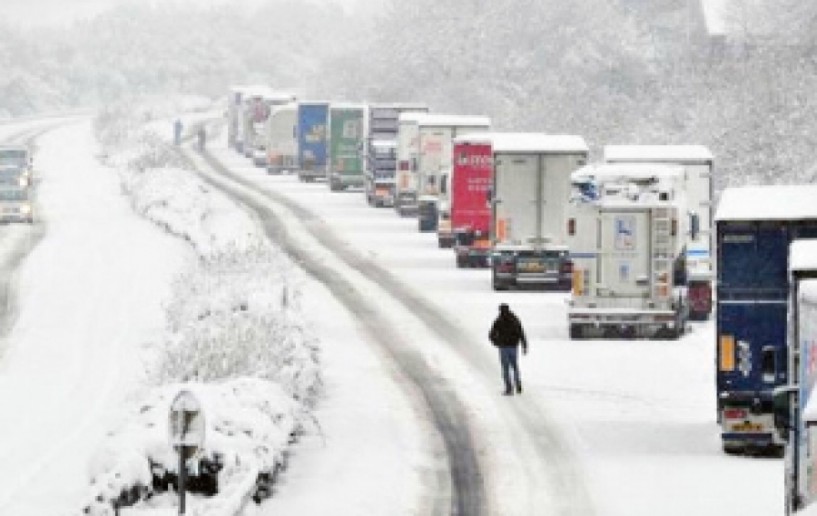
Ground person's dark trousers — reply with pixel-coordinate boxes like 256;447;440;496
499;347;521;394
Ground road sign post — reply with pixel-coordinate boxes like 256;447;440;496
169;390;205;516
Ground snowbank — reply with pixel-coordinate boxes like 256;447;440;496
77;102;322;514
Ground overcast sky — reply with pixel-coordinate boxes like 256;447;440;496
5;0;365;29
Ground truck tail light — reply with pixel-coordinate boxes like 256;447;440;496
724;408;748;419
671;219;678;236
568;218;576;236
572;269;584;296
720;335;736;372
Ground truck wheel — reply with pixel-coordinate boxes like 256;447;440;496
722;443;742;455
569;324;585;340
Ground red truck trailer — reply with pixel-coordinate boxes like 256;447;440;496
450;135;493;267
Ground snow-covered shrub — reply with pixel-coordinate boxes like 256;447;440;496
83;102;323;514
154;244;321;406
80;380;303;516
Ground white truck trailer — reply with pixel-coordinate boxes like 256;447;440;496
604;145;715;320
781;239;817;514
566;163;691;339
489;134;588;291
264;103;298;174
394;112;424;217
240;89;297;164
414;114;490;235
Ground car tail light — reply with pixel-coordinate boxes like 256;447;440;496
724;408;747;419
560;260;574;274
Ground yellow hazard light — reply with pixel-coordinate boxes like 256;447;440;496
720;335;736;371
572;269;584;296
496;218;507;241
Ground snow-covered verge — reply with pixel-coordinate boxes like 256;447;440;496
76;103;321;515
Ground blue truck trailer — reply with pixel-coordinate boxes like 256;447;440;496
781;239;817;514
297;102;329;182
716;185;817;455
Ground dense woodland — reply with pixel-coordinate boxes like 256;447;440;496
3;0;817;191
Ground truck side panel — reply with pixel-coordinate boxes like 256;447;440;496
796;282;817;507
329;107;365;190
297;104;329;180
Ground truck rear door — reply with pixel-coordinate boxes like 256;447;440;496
598;209;652;299
494;154;538;245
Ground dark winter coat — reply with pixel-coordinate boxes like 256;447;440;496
489;309;528;349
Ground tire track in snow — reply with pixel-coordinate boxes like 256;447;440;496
183;140;596;515
184;147;477;515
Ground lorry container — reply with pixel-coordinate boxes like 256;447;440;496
328;104;366;191
490;134;588;291
245;90;297;165
780;239;817;514
449;134;494;266
715;185;817;455
296;102;330;182
604;145;715;320
264;103;298;174
365;104;428;207
232;85;273;156
368;140;397;207
227;85;255;152
394;112;424;217
414;114;491;235
566;163;690;338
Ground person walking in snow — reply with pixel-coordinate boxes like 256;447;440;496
489;303;528;395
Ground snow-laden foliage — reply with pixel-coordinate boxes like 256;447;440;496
81;380;301;516
80;103;322;514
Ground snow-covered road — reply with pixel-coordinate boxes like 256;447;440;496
0;116;785;515
0;121;190;515
201;135;782;515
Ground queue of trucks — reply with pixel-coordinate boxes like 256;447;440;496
225;88;817;507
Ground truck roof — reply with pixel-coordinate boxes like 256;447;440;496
604;145;714;163
715;184;817;222
330;102;366;110
371;139;397;148
790;239;817;272
572;162;684;182
454;132;588;154
407;113;491;128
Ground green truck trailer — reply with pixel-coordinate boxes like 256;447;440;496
328;104;366;191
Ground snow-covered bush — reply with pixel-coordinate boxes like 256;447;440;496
81;103;322;514
81;380;303;516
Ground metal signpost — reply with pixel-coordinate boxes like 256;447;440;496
168;390;206;516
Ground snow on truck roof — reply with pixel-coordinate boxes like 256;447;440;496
571;162;684;182
790;240;817;272
453;132;589;153
604;145;714;163
715;184;817;222
398;113;490;127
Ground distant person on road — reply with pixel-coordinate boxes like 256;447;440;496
197;126;207;151
489;303;528;395
173;118;183;146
